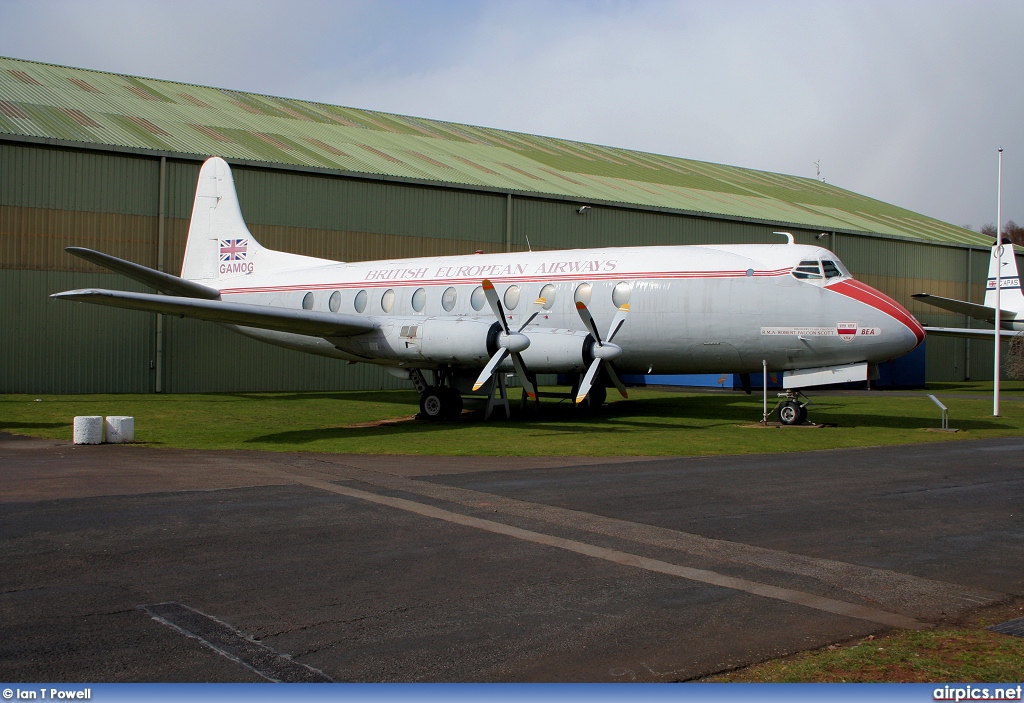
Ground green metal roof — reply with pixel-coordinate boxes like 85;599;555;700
0;55;991;247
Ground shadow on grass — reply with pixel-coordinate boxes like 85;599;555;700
0;421;69;430
230;391;1021;446
221;390;420;404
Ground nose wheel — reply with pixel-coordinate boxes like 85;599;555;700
775;391;809;425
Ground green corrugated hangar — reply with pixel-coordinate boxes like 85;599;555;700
0;55;1007;394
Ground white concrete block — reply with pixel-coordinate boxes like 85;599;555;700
73;416;104;445
104;416;135;443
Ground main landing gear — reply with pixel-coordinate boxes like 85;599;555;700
419;386;463;421
412;368;464;421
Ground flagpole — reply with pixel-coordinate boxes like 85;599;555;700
994;147;1003;417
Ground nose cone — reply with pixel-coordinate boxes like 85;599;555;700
826;279;926;354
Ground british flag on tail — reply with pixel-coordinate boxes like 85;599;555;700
220;239;248;262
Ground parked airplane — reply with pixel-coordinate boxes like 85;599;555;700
53;157;925;424
913;240;1024;340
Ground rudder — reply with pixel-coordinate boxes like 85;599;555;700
983;241;1024;313
180;157;262;282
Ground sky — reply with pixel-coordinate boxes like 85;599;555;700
0;0;1021;231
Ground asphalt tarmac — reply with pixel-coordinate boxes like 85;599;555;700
2;432;1022;682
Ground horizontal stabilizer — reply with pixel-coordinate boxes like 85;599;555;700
52;289;375;338
67;247;220;300
922;326;1021;340
910;293;1016;322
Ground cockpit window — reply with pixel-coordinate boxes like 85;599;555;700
822;260;843;279
792;260;823;280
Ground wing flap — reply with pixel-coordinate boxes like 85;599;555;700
66;247;220;300
52;289;375;338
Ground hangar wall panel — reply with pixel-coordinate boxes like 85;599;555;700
159;316;405;393
1;269;154;393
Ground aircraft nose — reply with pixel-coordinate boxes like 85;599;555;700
826;279;926;351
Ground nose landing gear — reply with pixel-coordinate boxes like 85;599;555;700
775;390;809;425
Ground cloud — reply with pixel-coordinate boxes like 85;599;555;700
1;0;1021;229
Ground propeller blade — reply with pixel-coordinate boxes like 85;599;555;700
510;353;537;400
607;303;629;343
575;300;602;344
482;279;510;334
575;358;601;404
604;361;628;398
472;348;509;391
516;297;546;333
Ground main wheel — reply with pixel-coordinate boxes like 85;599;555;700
419;387;463;421
442;387;463;420
419;387;447;421
588;384;607;408
778;400;803;425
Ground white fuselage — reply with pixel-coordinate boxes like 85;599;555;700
214;242;925;378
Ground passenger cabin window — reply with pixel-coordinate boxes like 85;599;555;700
539;284;556;310
411;287;426;313
503;285;521;311
822;260;843;279
441;287;457;312
470;286;485;311
792;260;823;280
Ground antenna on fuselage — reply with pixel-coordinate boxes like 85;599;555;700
524;232;533;252
773;231;795;245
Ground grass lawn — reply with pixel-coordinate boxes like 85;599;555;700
710;601;1024;682
2;382;1023;455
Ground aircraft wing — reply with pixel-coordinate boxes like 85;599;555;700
923;326;1020;340
52;289;376;338
911;293;1016;324
66;247;221;299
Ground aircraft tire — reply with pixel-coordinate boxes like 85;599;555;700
778;400;803;425
588;384;607;408
442;388;463;420
419;387;448;421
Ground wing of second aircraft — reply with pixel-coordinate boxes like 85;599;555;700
52;289;375;338
911;293;1016;324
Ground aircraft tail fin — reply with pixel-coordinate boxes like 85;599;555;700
180;157;339;285
180;157;262;282
983;241;1024;312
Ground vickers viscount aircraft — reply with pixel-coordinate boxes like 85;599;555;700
914;240;1024;340
53;157;925;424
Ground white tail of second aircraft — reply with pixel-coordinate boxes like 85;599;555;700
180;156;335;285
984;241;1024;313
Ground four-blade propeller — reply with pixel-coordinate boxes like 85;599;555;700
471;279;543;400
574;301;629;404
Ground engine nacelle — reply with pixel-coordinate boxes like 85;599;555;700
416;318;494;364
368;318;595;373
515;328;591;373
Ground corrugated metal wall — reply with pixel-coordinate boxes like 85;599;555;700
0;140;1007;393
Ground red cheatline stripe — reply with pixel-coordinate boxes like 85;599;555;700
218;268;792;296
827;280;926;345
